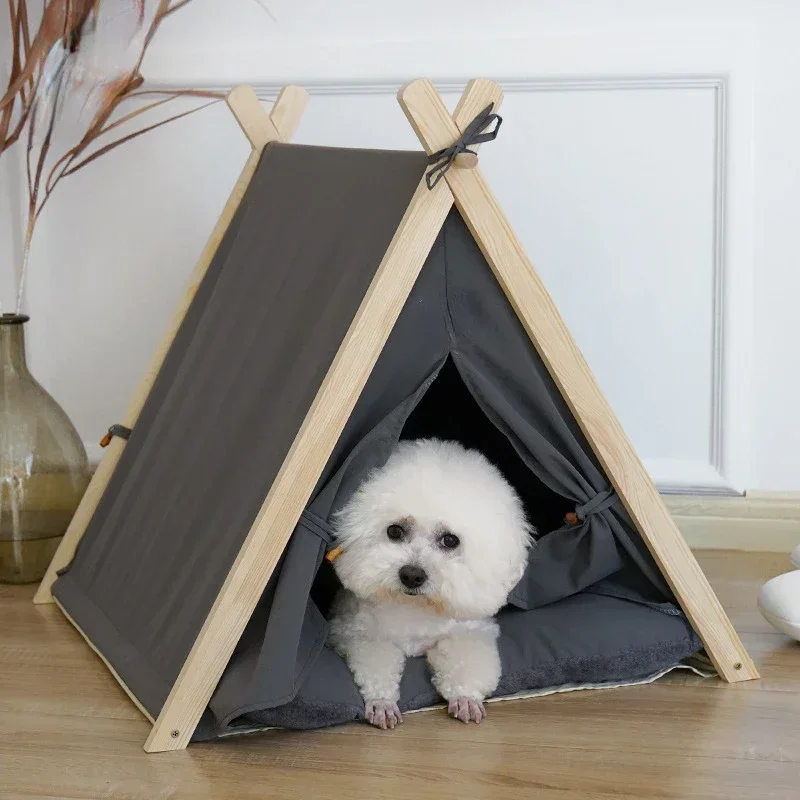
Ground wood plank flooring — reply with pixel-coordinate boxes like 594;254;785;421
2;551;799;799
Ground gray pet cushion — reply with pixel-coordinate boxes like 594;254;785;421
202;587;700;737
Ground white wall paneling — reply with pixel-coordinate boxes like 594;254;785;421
750;12;800;492
5;5;770;494
31;76;751;494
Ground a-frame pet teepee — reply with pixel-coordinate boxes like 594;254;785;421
35;79;758;753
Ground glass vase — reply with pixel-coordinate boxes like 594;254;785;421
0;313;90;583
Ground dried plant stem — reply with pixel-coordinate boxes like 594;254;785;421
16;207;35;319
45;91;222;193
1;1;21;147
62;99;219;177
164;0;191;15
3;0;275;313
18;94;220;312
18;49;64;312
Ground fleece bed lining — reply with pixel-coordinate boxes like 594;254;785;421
218;659;713;741
191;589;706;740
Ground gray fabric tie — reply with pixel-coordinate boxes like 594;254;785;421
575;487;620;521
300;509;335;545
99;424;132;447
425;102;502;190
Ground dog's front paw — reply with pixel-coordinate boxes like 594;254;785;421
448;697;486;724
365;699;403;730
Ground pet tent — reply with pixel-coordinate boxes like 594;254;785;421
35;79;758;752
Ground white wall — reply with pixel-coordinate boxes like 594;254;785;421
0;18;22;314
750;6;800;492
4;1;799;494
0;157;21;315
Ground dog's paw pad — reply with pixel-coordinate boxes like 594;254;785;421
365;699;403;730
448;697;486;724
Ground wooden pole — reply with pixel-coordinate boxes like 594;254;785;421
397;77;758;684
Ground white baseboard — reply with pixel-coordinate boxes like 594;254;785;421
664;492;800;552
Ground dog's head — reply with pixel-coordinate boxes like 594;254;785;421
330;438;533;620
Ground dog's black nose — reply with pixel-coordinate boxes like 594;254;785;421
399;564;427;589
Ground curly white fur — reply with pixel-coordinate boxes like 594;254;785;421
328;438;533;728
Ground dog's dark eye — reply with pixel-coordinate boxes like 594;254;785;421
386;524;405;541
439;532;460;550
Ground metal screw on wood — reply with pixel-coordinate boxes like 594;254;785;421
734;662;742;670
171;730;180;738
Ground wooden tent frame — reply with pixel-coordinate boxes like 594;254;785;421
34;78;758;753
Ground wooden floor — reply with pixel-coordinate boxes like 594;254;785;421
2;551;800;799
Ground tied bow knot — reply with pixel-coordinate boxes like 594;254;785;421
425;102;502;190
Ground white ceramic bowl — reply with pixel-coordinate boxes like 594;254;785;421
758;571;800;641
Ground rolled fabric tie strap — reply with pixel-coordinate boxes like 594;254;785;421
425;102;502;190
564;487;620;525
300;509;335;545
99;424;132;448
299;509;342;562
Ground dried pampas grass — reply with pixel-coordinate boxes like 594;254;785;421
1;0;270;313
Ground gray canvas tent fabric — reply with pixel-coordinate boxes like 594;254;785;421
52;142;431;724
52;143;702;744
204;209;700;738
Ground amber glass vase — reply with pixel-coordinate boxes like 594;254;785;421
0;313;90;583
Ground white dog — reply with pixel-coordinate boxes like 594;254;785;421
327;438;533;729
